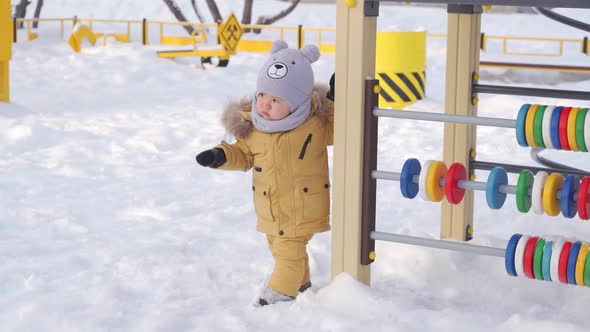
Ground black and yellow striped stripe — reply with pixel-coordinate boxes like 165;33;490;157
377;71;425;104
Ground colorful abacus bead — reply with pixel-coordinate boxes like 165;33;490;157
516;170;534;213
516;104;531;147
426;161;447;202
576;108;588;152
400;158;421;199
486;167;508;209
543;173;564;216
561;175;580;219
445;163;466;205
578;177;590;220
532;171;548;215
419;160;434;202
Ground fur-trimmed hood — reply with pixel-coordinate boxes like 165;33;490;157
221;83;331;139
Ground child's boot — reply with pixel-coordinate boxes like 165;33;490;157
255;287;295;307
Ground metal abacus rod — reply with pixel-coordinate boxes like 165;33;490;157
370;231;506;258
471;160;590;178
372;169;576;200
473;84;590;101
373;108;517;128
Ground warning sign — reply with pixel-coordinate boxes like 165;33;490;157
219;13;243;54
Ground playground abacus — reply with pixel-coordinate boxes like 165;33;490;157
358;73;590;288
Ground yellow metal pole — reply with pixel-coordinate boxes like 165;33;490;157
559;40;564;56
0;0;12;103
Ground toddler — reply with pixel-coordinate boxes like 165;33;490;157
196;40;335;306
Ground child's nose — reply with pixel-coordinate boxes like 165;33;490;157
262;98;271;109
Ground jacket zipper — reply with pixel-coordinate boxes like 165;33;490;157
298;134;312;160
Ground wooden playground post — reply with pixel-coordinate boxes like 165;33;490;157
331;1;377;286
440;5;482;240
0;0;11;103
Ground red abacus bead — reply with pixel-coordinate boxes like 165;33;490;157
558;241;573;284
445;163;467;205
579;177;590;220
523;237;539;279
559;107;572;150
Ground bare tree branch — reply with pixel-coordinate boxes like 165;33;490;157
33;0;44;28
205;0;223;23
241;0;254;33
14;0;32;29
162;0;195;35
190;0;207;23
190;0;209;33
254;0;301;34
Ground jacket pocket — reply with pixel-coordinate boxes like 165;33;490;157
253;183;274;222
299;177;330;221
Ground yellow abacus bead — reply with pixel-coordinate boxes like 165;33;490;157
473;73;480;81
470;150;477;158
426;161;447;202
373;85;381;94
483;5;492;11
472;96;479;104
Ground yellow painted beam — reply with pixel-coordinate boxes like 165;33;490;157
0;0;12;103
331;0;376;286
441;10;481;241
157;48;228;59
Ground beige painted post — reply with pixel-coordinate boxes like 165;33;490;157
0;0;12;103
440;6;482;240
331;1;377;285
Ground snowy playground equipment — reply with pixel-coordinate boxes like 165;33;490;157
331;0;590;287
0;0;10;103
68;19;133;53
156;13;243;68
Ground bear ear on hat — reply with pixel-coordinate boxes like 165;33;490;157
271;40;289;54
300;45;320;64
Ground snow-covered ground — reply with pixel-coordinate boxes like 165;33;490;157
2;1;590;331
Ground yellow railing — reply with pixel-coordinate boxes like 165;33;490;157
15;18;74;40
78;18;139;44
238;24;299;52
483;34;583;57
302;27;336;53
11;18;589;58
148;21;211;47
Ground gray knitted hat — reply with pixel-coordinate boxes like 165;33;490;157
256;40;320;111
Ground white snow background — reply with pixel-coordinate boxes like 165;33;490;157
2;1;590;331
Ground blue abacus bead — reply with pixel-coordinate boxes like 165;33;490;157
561;175;580;219
542;240;553;281
505;233;522;277
550;106;563;150
567;241;582;285
400;158;421;199
516;104;530;147
486;167;508;209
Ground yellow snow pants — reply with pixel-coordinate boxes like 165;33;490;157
266;234;313;297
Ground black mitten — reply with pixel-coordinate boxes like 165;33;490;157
196;148;226;168
327;73;335;101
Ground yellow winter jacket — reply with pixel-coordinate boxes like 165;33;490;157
216;84;334;238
